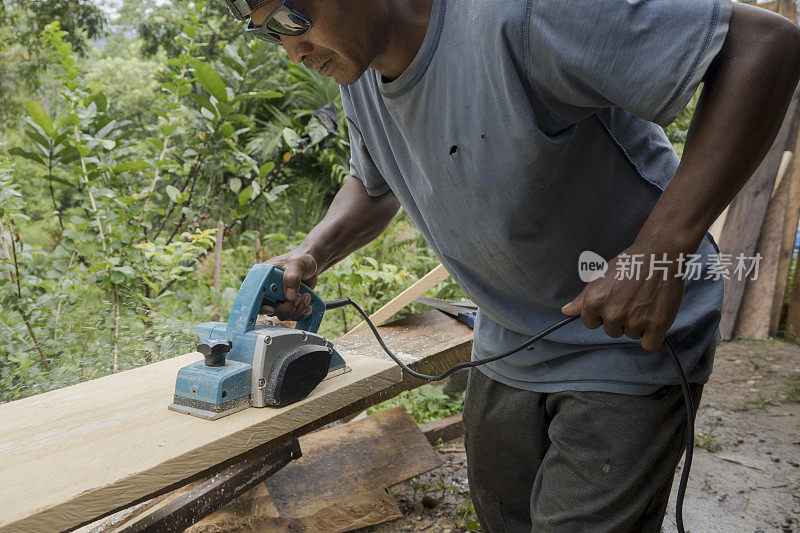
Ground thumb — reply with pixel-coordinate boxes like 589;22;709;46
561;293;584;316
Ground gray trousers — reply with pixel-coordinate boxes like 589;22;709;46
462;368;703;532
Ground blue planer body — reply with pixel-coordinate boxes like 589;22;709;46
168;264;346;420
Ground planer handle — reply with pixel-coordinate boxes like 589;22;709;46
226;263;325;337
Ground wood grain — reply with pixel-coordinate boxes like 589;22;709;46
345;264;451;336
420;412;465;445
708;206;729;243
0;354;399;533
186;407;440;533
119;440;300;533
734;151;794;339
0;310;472;533
717;89;800;339
786;272;800;341
770;136;800;334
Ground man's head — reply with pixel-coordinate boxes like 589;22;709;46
237;0;395;85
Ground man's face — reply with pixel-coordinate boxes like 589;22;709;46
251;0;381;85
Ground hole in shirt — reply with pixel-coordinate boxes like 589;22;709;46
449;145;459;155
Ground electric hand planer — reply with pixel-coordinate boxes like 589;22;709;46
168;264;347;420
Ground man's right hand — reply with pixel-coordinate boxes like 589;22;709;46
260;250;319;321
257;176;400;322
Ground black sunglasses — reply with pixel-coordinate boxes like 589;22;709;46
244;0;312;44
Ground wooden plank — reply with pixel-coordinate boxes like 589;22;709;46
708;206;729;243
717;88;800;339
420;412;465;445
778;0;797;21
755;0;780;13
0;356;399;533
0;310;471;533
734;151;794;339
186;407;440;532
188;488;401;533
119;440;300;533
786;271;800;341
346;264;451;336
336;311;473;396
771;136;800;333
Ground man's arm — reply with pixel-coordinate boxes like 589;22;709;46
563;3;800;351
261;175;400;319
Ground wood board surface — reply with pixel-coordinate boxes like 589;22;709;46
186;407;441;532
0;353;399;533
717;88;800;339
0;310;472;533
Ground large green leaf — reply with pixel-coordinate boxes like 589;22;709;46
282;128;301;150
190;60;228;102
165;185;182;203
113;161;152;174
8;147;44;166
259;161;275;178
238;186;253;205
24;101;54;136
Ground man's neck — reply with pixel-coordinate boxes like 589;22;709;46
371;0;434;81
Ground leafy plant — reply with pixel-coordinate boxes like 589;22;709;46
782;372;800;402
367;384;465;425
694;422;722;452
455;498;482;531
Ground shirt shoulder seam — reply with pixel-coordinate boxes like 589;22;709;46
525;0;570;129
654;0;722;123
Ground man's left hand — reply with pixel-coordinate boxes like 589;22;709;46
561;247;685;352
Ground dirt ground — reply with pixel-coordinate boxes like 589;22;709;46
359;339;800;533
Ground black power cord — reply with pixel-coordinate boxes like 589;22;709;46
326;297;696;533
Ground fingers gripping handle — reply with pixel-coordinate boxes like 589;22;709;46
293;283;325;333
225;264;325;337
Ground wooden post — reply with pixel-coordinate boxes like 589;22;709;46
734;152;794;338
212;219;224;322
786;275;800;341
717;89;800;339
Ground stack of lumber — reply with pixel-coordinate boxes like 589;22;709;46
716;0;800;341
88;407;446;533
0;310;472;532
716;85;800;340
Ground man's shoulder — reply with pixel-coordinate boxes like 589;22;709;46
340;71;380;111
447;0;529;42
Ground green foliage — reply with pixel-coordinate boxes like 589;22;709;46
0;0;445;402
455;498;482;531
366;384;465;425
694;421;723;452
783;372;800;402
663;87;701;157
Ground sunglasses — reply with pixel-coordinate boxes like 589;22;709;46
244;0;312;44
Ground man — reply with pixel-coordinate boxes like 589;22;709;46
225;0;800;530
